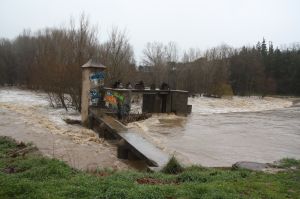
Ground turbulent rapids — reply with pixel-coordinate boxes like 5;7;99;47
0;88;130;170
129;96;300;167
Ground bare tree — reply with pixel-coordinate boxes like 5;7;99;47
142;42;169;86
98;27;136;86
165;42;179;63
182;48;202;63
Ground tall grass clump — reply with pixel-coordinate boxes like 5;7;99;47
161;156;184;174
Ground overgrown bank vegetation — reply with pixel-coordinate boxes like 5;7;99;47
1;136;300;199
1;16;300;111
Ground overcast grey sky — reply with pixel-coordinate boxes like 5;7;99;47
1;0;299;62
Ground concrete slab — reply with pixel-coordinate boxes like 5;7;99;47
89;108;169;168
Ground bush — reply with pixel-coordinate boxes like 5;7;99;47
278;158;300;169
161;156;184;174
213;83;234;97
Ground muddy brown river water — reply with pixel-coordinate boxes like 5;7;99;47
0;88;132;170
129;98;300;167
1;88;300;168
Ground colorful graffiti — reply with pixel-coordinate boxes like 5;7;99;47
88;71;105;106
104;91;118;108
104;91;130;118
90;71;105;86
104;91;125;104
112;92;125;102
104;95;117;106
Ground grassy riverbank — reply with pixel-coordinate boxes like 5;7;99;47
0;136;299;199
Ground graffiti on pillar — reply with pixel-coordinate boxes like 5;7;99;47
89;89;101;106
90;71;105;86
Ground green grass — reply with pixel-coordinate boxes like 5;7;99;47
0;136;300;199
278;158;300;169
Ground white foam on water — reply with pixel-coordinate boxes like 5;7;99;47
130;93;143;114
0;87;102;145
127;113;185;154
0;87;49;106
129;96;293;133
128;113;181;132
189;96;293;114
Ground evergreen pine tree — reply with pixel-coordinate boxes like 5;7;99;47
261;38;267;57
268;42;274;55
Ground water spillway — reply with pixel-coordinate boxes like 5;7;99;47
89;107;169;170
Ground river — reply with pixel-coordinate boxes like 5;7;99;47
1;88;299;168
0;88;130;170
128;96;300;167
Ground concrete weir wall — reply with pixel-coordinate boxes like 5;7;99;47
171;91;190;115
142;90;191;115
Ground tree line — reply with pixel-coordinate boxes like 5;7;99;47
0;16;135;111
1;16;300;111
140;40;300;97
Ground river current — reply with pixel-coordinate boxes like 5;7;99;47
1;88;299;168
128;96;300;167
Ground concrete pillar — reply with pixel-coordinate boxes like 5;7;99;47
117;139;129;159
81;60;106;127
81;68;91;126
